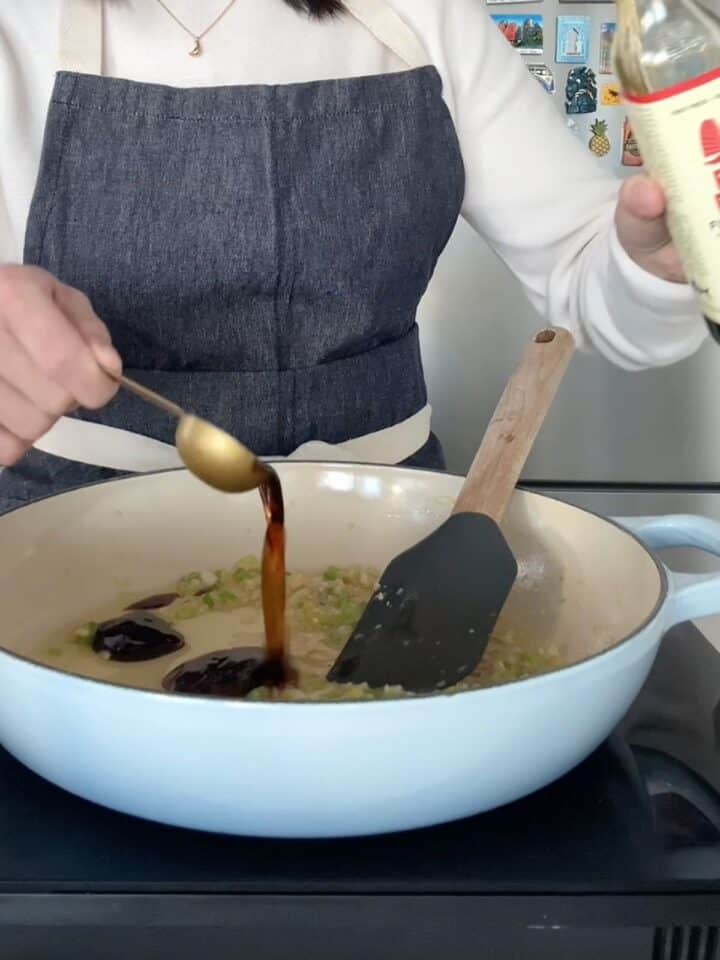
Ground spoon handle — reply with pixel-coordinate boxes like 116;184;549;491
452;327;575;522
114;374;185;420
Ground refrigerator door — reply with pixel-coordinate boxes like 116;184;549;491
418;2;720;483
419;219;720;482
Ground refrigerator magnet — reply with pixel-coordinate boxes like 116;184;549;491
600;83;621;107
491;14;544;55
588;120;611;157
556;16;591;64
527;63;556;94
565;67;597;115
621;117;644;167
599;23;616;74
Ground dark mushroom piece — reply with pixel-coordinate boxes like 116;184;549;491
163;647;287;698
93;612;185;662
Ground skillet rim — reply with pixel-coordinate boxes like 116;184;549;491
0;461;668;708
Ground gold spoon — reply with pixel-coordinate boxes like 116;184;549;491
114;374;268;494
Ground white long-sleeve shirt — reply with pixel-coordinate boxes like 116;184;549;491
0;0;707;372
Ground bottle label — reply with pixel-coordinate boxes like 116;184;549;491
624;68;720;322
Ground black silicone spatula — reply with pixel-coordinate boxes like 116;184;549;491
327;327;575;693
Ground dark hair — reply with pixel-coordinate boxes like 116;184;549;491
282;0;345;16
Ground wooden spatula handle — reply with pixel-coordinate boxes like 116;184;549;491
452;327;574;521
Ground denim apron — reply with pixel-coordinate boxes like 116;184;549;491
0;0;464;513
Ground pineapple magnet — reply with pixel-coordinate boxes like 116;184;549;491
589;120;611;157
565;67;597;115
622;117;643;167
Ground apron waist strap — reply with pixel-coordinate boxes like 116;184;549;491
34;406;432;472
34;326;430;469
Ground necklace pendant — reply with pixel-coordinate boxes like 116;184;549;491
189;37;202;56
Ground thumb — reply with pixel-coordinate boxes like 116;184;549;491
615;175;672;257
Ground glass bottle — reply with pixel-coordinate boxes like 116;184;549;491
613;0;720;339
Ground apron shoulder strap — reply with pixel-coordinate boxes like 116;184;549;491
342;0;431;69
59;0;103;75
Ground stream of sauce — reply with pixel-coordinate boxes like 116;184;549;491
257;465;291;687
164;464;292;695
87;464;291;696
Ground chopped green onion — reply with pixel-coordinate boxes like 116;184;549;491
323;566;341;581
174;601;200;621
338;601;364;626
177;572;205;596
74;622;98;645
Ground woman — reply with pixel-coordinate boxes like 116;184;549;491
0;0;706;512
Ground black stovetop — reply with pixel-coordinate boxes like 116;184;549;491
1;623;719;957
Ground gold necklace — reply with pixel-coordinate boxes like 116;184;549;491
153;0;240;57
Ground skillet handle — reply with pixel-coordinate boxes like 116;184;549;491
614;515;720;627
453;327;575;521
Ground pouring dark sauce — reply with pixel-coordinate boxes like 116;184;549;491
257;465;292;688
159;464;293;697
87;464;291;695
